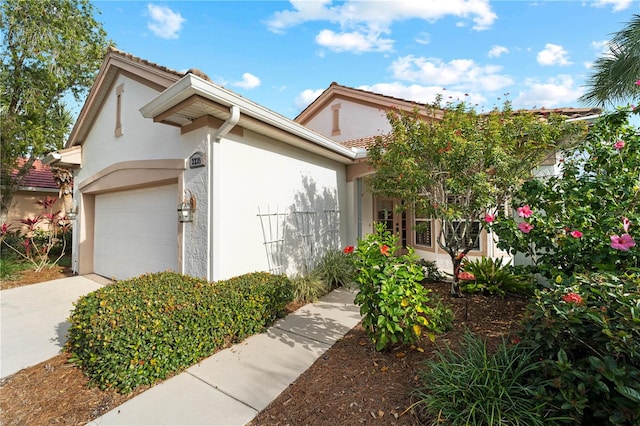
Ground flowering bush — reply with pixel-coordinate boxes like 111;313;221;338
352;223;452;351
490;107;639;281
0;196;70;271
518;273;640;424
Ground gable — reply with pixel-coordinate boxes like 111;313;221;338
66;47;183;149
294;82;439;143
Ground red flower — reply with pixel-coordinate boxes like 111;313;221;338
562;293;583;305
484;213;495;223
0;223;9;236
380;245;390;256
343;245;354;254
511;337;521;345
614;140;625;150
569;230;583;238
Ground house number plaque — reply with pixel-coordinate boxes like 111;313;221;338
189;151;205;168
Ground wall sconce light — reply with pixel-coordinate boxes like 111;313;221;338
66;205;78;221
178;189;196;223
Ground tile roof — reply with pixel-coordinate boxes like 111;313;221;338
10;159;58;189
338;107;602;150
107;46;185;79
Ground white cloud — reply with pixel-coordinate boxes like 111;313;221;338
147;4;185;39
267;0;497;32
514;75;584;108
295;88;325;109
537;43;571;66
591;40;610;54
266;0;497;53
592;0;633;11
488;45;508;58
315;29;393;53
391;55;513;92
232;73;261;90
416;32;430;45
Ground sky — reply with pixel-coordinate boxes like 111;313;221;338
90;0;640;119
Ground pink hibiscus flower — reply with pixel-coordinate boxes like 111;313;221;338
518;222;534;234
517;205;533;218
610;234;636;251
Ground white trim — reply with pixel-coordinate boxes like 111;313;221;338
140;74;357;161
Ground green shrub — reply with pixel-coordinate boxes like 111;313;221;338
290;274;329;303
460;257;534;296
519;273;640;425
313;248;354;289
353;223;452;351
66;271;293;393
413;332;548;426
416;259;444;283
0;256;26;279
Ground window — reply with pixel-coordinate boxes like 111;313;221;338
443;220;481;251
414;213;432;248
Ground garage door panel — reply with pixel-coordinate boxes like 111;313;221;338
94;185;178;280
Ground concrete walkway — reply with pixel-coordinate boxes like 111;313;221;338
0;275;106;379
88;287;361;425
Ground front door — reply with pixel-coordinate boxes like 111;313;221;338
375;197;407;252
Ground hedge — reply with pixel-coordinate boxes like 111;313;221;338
66;271;293;393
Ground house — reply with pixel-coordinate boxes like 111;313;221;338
5;159;65;229
46;48;600;281
45;48;358;281
294;82;602;271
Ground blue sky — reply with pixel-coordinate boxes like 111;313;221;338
92;0;639;119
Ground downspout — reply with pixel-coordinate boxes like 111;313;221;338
208;105;240;281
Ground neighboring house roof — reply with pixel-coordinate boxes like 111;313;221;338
10;159;58;190
66;46;185;148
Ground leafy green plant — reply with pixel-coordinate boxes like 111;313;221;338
460;256;534;296
490;107;639;282
313;248;354;289
413;332;548;426
0;256;30;280
519;273;640;425
353;223;452;351
416;259;444;283
66;271;293;393
290;273;329;303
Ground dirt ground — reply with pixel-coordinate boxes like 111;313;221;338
0;271;527;426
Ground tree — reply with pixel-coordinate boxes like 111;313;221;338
490;106;639;281
580;14;640;107
366;98;585;295
0;0;110;221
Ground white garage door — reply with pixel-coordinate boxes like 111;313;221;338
94;184;178;280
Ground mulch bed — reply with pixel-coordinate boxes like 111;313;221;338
0;279;527;425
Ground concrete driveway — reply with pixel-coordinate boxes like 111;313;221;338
0;275;106;379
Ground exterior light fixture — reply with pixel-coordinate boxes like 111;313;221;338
178;189;196;223
66;205;78;221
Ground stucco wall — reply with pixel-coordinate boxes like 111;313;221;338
76;75;186;182
208;129;348;280
305;99;391;143
6;189;63;231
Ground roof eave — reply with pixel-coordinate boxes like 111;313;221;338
140;74;357;163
